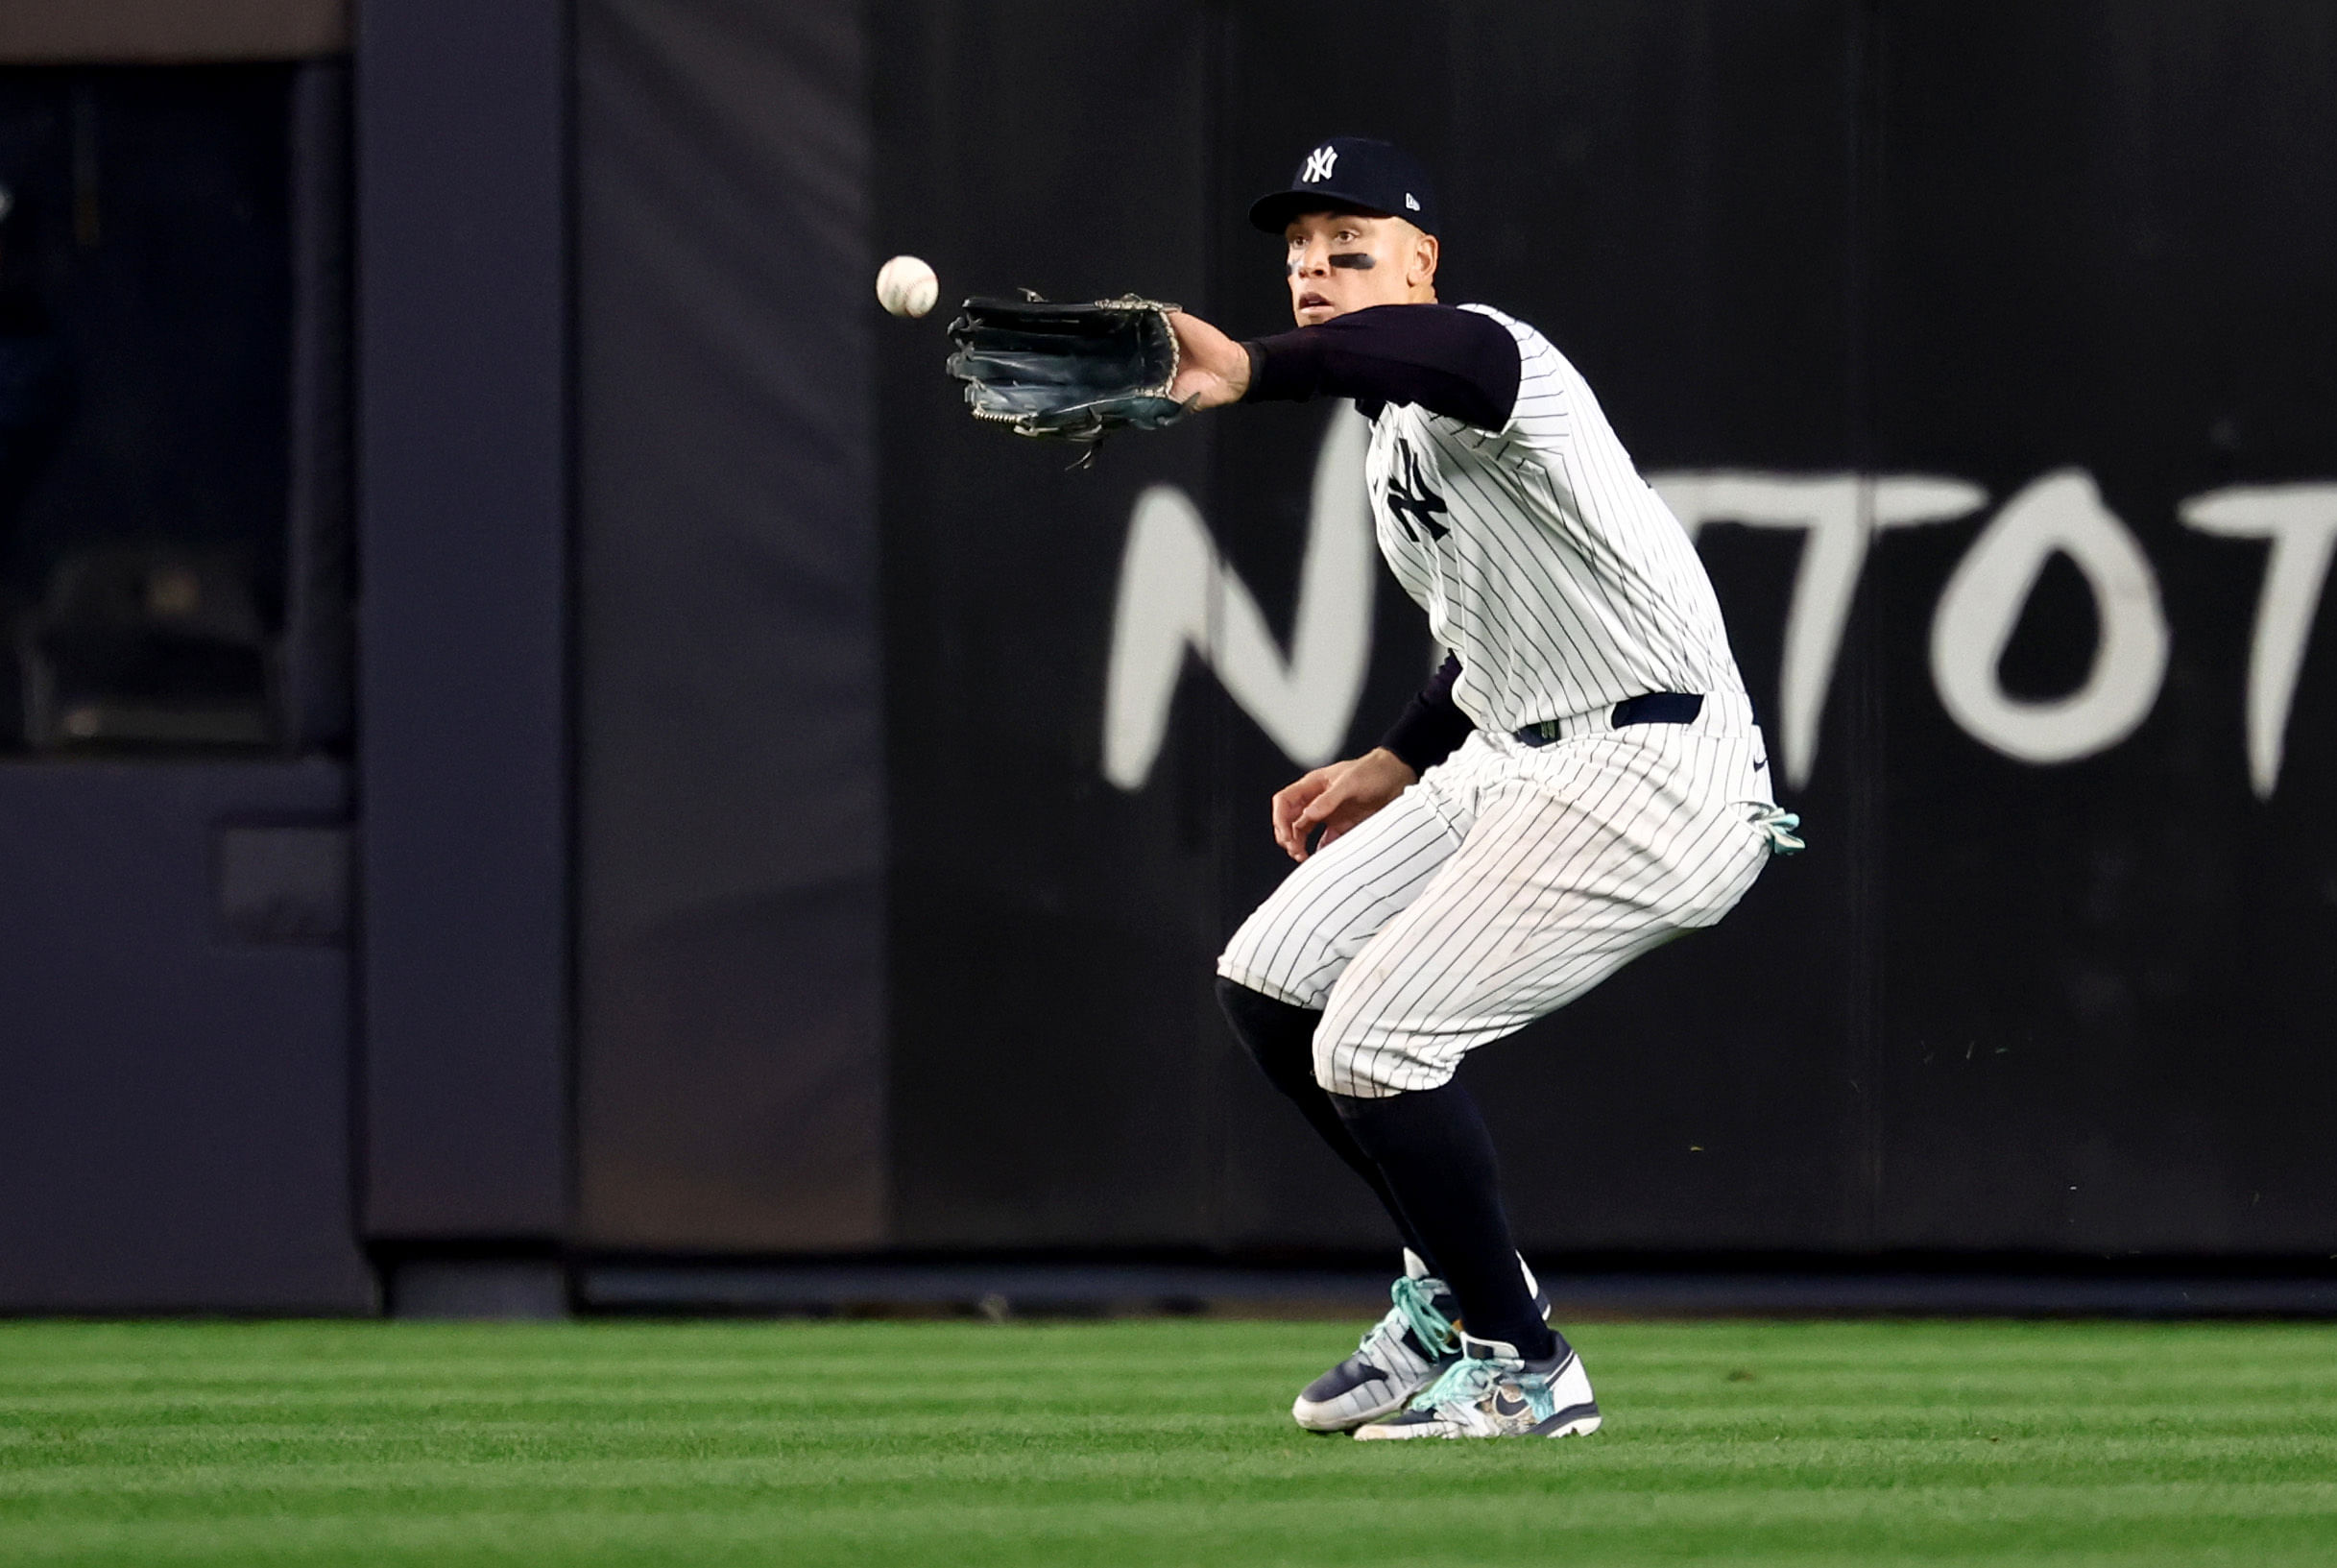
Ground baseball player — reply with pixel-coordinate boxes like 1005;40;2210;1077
1163;137;1801;1439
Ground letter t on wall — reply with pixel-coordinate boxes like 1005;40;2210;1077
1653;473;1985;789
2180;484;2337;800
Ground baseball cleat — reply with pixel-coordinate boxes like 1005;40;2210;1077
1291;1251;1553;1434
1351;1330;1601;1440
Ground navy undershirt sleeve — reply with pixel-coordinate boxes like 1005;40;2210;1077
1241;304;1522;430
1378;653;1476;775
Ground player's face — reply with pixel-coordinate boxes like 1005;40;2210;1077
1283;209;1435;326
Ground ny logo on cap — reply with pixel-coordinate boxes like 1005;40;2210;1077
1302;144;1338;183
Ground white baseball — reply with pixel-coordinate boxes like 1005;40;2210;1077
876;254;939;318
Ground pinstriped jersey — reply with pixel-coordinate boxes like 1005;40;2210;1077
1364;303;1747;733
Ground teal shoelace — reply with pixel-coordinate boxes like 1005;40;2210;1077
1385;1274;1457;1358
1409;1352;1556;1420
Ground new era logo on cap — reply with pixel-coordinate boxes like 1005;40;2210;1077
1405;193;1420;210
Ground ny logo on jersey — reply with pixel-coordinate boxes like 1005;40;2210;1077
1302;144;1338;183
1385;443;1450;543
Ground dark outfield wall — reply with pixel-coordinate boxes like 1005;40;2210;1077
582;0;2337;1259
574;0;887;1250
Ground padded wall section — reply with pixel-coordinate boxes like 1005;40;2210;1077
356;0;569;1238
866;0;2337;1257
873;0;1232;1247
0;762;372;1311
572;0;885;1248
1860;0;2337;1252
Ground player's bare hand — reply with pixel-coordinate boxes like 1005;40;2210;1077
1271;748;1418;861
1168;310;1252;409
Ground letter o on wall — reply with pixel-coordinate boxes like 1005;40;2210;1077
1930;469;2169;764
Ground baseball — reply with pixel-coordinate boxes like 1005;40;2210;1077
876;254;939;318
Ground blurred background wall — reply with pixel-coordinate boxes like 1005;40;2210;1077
0;0;368;1310
572;0;886;1257
0;0;2331;1311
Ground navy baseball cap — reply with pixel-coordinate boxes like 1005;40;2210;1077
1249;136;1439;236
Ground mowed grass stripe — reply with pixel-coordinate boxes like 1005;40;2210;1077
15;1422;2337;1466
14;1479;2323;1524
8;1487;2337;1568
6;1319;2337;1566
11;1438;2337;1508
3;1321;2318;1384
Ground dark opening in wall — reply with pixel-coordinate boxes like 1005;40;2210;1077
0;61;348;757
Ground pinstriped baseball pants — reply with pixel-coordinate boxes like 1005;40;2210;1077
1217;696;1779;1098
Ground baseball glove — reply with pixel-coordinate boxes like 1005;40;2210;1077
945;293;1195;452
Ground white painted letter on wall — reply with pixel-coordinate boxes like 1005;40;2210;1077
1652;471;1986;787
1102;404;1374;791
2179;483;2337;799
1930;469;2169;764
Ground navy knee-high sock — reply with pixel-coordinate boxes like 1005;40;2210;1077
1332;1082;1558;1361
1215;978;1437;1271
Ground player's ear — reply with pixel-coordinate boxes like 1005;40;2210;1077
1410;229;1439;290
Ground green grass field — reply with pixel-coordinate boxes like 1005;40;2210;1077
4;1317;2335;1566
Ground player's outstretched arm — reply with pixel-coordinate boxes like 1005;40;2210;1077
1168;311;1252;409
1271;748;1417;862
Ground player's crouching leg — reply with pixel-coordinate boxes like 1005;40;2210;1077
1310;994;1601;1439
1214;976;1482;1432
1215;772;1465;1015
